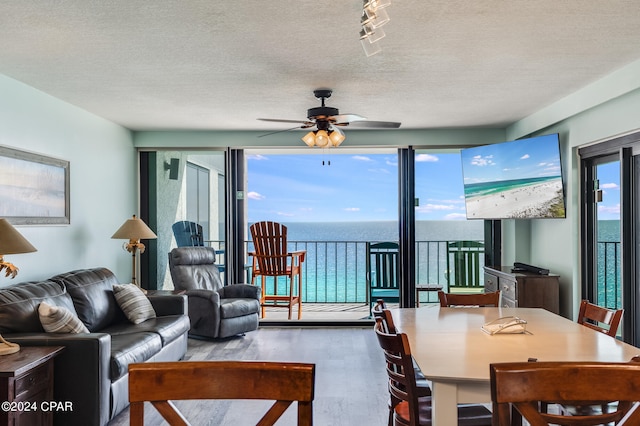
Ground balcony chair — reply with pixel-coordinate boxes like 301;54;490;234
172;220;204;247
374;318;493;425
577;299;624;337
129;360;315;426
366;242;400;316
168;247;260;339
490;360;640;425
250;221;306;320
437;290;501;307
446;240;484;292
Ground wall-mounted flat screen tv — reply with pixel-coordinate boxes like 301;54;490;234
460;133;566;220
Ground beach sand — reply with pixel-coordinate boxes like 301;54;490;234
465;179;565;219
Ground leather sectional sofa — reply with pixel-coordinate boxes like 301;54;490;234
0;268;190;426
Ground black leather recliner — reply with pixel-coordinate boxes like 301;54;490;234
168;247;260;339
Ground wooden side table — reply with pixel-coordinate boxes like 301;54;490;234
0;346;64;426
415;283;443;306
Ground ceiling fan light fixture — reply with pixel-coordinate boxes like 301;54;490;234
365;0;391;10
360;25;385;43
365;6;390;28
329;128;345;147
360;36;382;56
302;131;316;147
314;130;330;147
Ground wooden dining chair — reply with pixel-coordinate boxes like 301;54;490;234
577;299;623;337
438;290;501;307
490;360;640;425
372;302;432;426
374;318;492;426
129;360;315;426
250;221;306;319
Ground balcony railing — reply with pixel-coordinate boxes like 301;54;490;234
597;241;621;309
245;240;485;304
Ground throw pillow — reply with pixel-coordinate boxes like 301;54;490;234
38;302;89;334
112;284;156;324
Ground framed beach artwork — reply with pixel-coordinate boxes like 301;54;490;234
0;146;70;225
460;134;566;220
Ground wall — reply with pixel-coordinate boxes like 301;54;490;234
0;75;136;285
505;80;640;318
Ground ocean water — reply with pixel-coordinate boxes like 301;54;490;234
597;220;621;307
463;176;561;198
252;220;485;303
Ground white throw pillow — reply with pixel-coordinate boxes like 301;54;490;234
113;284;156;324
38;302;89;334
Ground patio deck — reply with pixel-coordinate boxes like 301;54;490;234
261;301;438;321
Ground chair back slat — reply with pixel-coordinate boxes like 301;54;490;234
438;290;501;307
578;299;624;337
129;361;315;426
490;360;640;425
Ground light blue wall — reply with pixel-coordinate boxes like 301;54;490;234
504;59;640;319
0;75;136;285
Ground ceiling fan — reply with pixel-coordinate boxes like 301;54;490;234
258;89;401;147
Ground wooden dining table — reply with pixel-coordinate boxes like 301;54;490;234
390;306;640;425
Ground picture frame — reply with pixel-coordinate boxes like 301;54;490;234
0;145;70;225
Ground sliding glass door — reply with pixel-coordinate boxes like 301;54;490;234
580;132;640;344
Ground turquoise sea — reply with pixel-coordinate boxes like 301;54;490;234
462;176;562;198
597;220;621;308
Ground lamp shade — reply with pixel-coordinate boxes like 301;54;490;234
111;215;157;240
0;219;37;255
329;128;346;147
302;131;316;147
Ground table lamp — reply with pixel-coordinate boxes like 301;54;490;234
0;218;37;355
111;215;157;288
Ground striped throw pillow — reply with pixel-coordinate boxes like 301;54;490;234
38;302;89;334
113;284;156;324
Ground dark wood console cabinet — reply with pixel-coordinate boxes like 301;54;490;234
484;266;560;314
0;346;64;426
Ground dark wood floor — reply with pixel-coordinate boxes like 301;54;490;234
109;326;389;425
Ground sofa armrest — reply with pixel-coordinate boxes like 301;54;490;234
147;294;188;316
218;284;260;300
8;332;111;426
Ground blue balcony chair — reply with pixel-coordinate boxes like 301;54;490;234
366;242;400;316
172;221;204;247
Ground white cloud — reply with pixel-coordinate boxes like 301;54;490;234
368;168;390;174
415;154;438;162
416;203;457;213
601;182;619;190
598;203;620;215
276;211;294;217
247;154;268;161
470;155;495;167
444;213;468;220
344;207;360;212
247;191;265;200
352;155;374;162
520;154;530;160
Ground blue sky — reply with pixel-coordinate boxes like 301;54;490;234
597;161;620;221
247;151;468;222
459;134;563;185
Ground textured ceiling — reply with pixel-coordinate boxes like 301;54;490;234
1;1;640;131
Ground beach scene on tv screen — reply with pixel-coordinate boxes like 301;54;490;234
461;134;566;219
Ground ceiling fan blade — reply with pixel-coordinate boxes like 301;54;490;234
331;113;367;124
347;120;402;128
258;125;310;138
258;118;313;125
